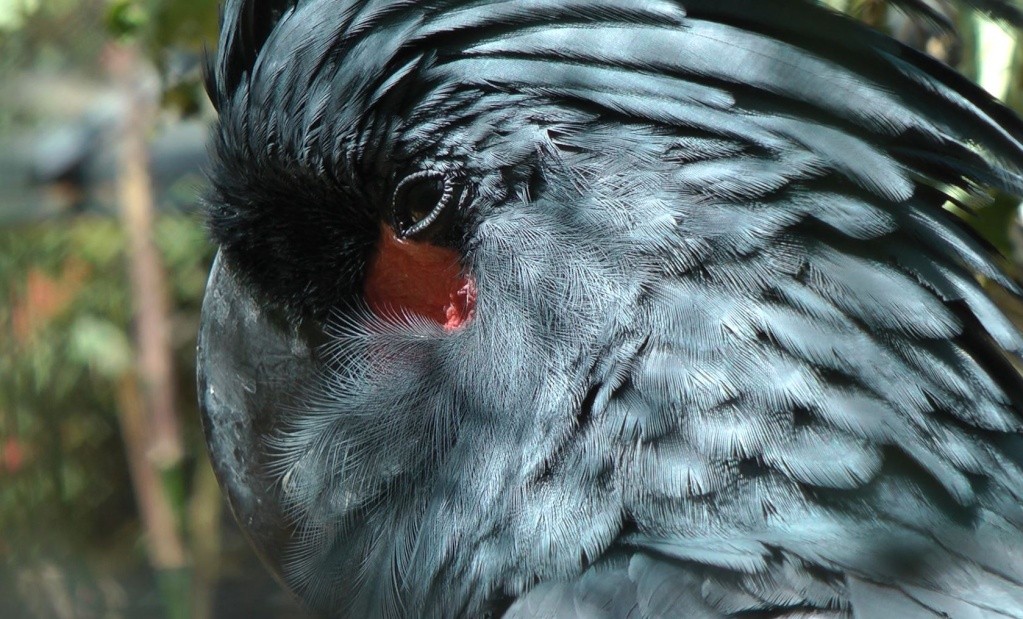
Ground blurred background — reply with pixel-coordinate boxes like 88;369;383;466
0;0;310;616
0;1;1020;618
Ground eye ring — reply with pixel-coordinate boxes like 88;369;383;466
391;170;462;240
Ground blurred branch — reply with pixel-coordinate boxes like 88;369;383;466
1006;26;1023;111
850;0;890;28
956;8;981;82
187;455;223;619
110;41;189;619
113;44;184;471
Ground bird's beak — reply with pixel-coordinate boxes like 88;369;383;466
197;252;316;590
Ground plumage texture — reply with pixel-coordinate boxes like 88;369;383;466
198;0;1023;617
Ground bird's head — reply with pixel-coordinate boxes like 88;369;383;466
199;0;1023;617
200;0;669;613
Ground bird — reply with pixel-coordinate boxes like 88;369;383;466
197;0;1023;616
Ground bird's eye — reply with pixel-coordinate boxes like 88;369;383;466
391;170;460;240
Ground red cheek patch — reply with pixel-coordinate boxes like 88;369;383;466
364;225;476;331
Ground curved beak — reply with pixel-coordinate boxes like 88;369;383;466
196;253;317;591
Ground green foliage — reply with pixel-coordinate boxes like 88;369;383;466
106;0;149;39
105;0;219;114
0;214;213;565
105;0;218;55
0;0;109;75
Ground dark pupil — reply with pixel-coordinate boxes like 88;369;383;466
401;178;445;227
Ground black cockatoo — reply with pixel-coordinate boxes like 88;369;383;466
198;0;1023;616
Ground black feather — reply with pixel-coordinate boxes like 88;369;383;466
217;0;298;101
